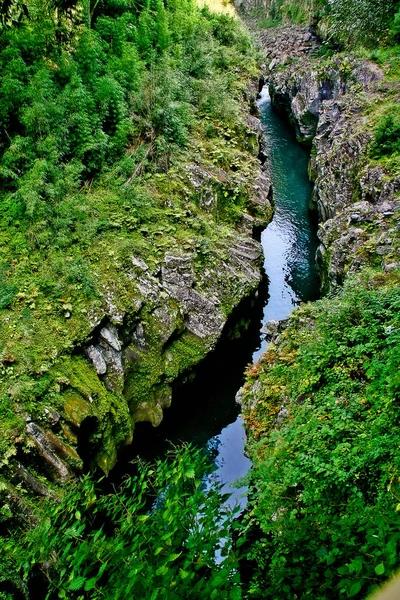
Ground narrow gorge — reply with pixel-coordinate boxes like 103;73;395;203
1;0;399;598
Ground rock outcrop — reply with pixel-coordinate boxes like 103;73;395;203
0;98;273;515
257;25;400;291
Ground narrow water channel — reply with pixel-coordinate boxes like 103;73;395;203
114;87;319;508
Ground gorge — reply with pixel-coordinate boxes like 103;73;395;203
1;0;400;598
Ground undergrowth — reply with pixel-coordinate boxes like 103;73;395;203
240;270;400;599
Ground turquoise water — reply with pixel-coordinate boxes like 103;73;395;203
115;86;319;510
209;86;320;505
253;87;319;361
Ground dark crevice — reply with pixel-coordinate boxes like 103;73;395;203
77;416;101;472
109;275;269;482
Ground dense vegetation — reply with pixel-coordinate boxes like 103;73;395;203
0;0;262;595
0;0;260;486
240;271;400;599
249;0;399;46
237;1;400;598
3;445;243;599
1;0;399;598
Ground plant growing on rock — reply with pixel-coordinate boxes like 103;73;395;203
240;271;400;599
3;445;242;599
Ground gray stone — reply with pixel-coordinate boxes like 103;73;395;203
162;254;195;289
275;406;289;426
131;322;147;350
86;345;107;375
100;324;122;352
101;344;124;391
26;422;71;482
131;255;149;271
103;289;125;324
261;319;280;340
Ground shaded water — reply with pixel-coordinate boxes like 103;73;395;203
253;87;320;361
114;87;319;508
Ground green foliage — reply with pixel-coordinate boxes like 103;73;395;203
0;3;263;585
370;105;400;158
392;6;400;38
247;0;326;25
5;445;242;599
324;0;398;46
0;0;29;27
255;0;398;47
0;265;17;309
241;271;400;599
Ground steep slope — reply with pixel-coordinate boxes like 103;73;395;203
236;11;400;599
0;2;272;527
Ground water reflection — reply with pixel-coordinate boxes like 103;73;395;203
208;86;320;502
253;87;319;361
115;86;319;516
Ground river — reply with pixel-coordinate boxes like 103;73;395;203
113;86;320;508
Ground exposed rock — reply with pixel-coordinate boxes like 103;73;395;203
42;407;61;427
242;23;320;66
250;170;273;216
12;463;58;498
185;289;224;339
275;406;289;426
131;322;148;350
162;253;195;290
26;422;71;483
257;26;399;289
101;344;124;392
185;164;223;211
131;255;150;271
136;274;162;303
86;345;107;375
238;213;255;235
100;324;122;352
0;61;275;504
261;318;289;342
103;289;125;324
161;253;225;339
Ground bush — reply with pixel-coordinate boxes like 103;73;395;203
324;0;397;46
6;445;242;599
241;272;400;599
370;105;400;158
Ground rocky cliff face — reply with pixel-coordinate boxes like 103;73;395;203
0;93;273;519
256;25;400;291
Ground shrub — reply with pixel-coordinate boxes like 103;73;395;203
370;105;400;158
6;445;242;599
240;273;400;599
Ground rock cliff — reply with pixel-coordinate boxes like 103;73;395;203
0;97;273;517
256;24;400;291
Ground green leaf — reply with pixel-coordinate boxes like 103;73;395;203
167;552;181;562
230;586;242;599
84;578;98;592
375;563;385;575
68;575;86;591
349;581;362;597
